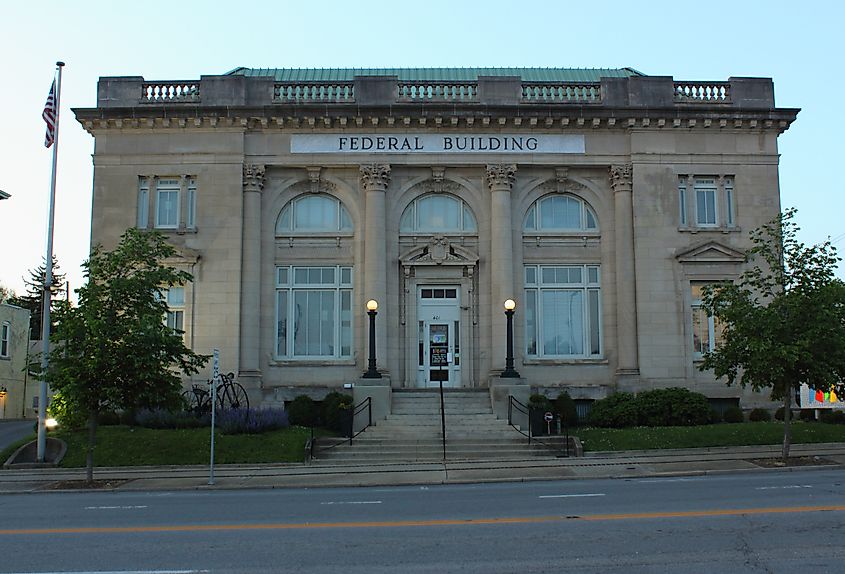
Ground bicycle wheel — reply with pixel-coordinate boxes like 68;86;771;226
182;387;210;415
216;382;249;411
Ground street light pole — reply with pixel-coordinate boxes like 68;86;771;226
362;299;381;378
501;299;520;378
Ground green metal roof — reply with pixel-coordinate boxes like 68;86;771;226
225;67;644;82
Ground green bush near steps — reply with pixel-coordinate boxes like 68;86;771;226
588;388;715;428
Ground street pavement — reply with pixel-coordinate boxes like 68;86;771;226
0;419;32;453
2;442;844;494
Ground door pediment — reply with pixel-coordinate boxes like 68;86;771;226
675;240;745;264
399;235;479;267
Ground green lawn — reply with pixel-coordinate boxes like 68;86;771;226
52;425;314;467
577;422;845;452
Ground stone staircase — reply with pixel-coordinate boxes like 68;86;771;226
312;390;555;464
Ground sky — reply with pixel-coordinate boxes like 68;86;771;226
1;0;843;298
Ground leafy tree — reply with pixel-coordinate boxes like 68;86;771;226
700;209;845;460
0;283;15;304
9;256;66;338
44;229;208;482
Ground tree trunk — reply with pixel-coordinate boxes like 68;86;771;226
86;410;98;484
782;390;792;462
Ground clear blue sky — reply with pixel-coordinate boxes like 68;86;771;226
1;0;843;297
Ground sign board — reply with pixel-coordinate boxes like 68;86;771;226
544;412;554;422
430;347;449;367
799;384;845;409
291;134;585;154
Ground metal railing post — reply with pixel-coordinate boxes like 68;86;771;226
439;380;446;461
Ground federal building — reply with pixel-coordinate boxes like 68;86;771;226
73;68;798;413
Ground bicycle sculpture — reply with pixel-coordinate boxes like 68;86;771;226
181;371;249;415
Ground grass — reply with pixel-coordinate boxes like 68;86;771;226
0;434;37;464
577;422;845;452
52;425;315;467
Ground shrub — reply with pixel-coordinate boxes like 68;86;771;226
47;392;87;430
709;408;722;424
588;392;639;428
820;410;845;424
135;408;210;429
217;407;289;435
555;391;579;426
321;391;354;433
749;408;771;422
97;411;120;426
723;406;744;423
529;393;553;411
287;395;318;427
799;409;817;422
774;407;798;421
635;388;712;427
119;409;137;426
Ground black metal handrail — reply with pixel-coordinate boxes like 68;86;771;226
507;395;571;457
307;397;373;461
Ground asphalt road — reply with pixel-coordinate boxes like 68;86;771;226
0;420;33;454
1;468;844;573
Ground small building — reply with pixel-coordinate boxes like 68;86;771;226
73;68;798;411
0;303;33;419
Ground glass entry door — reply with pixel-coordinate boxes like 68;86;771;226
417;287;461;387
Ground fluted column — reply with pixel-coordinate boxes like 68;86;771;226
610;164;639;375
360;164;390;375
239;164;265;382
486;164;517;373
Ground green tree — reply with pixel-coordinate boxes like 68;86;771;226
45;229;208;482
0;283;15;304
9;255;66;338
700;209;845;460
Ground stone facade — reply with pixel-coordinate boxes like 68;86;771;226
74;69;798;409
0;304;33;419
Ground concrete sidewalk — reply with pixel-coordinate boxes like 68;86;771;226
2;443;845;493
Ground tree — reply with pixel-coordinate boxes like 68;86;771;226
45;229;208;482
9;256;66;338
0;283;14;304
700;209;845;460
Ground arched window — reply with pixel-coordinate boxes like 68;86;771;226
400;194;477;233
276;195;352;233
523;195;598;232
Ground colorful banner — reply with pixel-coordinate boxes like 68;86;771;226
800;384;845;409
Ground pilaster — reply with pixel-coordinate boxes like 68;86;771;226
360;164;390;376
609;163;639;375
486;164;517;375
239;163;265;385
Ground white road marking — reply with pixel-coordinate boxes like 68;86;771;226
84;505;149;510
638;478;705;483
320;500;383;505
5;570;208;574
539;493;605;499
755;485;813;490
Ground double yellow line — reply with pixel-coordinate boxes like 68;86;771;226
3;505;844;535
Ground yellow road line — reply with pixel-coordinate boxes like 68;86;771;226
2;505;844;535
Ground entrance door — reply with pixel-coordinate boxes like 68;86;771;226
417;287;461;387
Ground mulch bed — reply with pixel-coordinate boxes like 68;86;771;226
40;479;131;490
748;456;838;468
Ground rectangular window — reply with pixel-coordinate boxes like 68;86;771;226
165;287;185;332
155;179;180;228
137;179;149;228
524;265;601;358
694;178;718;226
0;322;10;358
678;177;687;226
186;178;197;228
691;283;724;358
275;266;353;359
724;177;734;226
141;176;197;230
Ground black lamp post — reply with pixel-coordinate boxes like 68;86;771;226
362;299;382;378
501;299;521;378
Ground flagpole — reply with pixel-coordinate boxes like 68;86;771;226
37;61;64;462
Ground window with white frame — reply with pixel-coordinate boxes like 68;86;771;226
524;195;598;232
137;176;197;231
678;175;735;229
690;282;724;358
400;194;477;233
524;265;601;358
164;287;185;332
0;321;10;358
276;195;352;234
275;266;353;359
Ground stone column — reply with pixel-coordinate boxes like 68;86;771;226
360;164;390;375
610;164;639;375
486;164;517;373
239;164;265;384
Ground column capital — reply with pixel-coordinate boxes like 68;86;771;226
243;164;266;193
360;164;391;191
609;164;633;193
485;164;517;190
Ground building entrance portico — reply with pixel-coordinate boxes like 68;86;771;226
416;287;461;388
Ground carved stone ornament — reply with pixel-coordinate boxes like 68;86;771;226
243;164;266;192
359;164;391;191
305;166;336;194
415;179;462;195
400;237;479;267
485;164;517;190
431;166;446;183
609;164;633;192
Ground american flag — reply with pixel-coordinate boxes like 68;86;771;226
43;80;57;148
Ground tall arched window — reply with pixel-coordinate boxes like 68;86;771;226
400;194;477;233
523;195;598;232
276;195;353;234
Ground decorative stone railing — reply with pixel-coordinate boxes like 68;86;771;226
396;82;478;102
521;83;602;103
274;83;355;103
674;82;731;103
141;82;200;103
